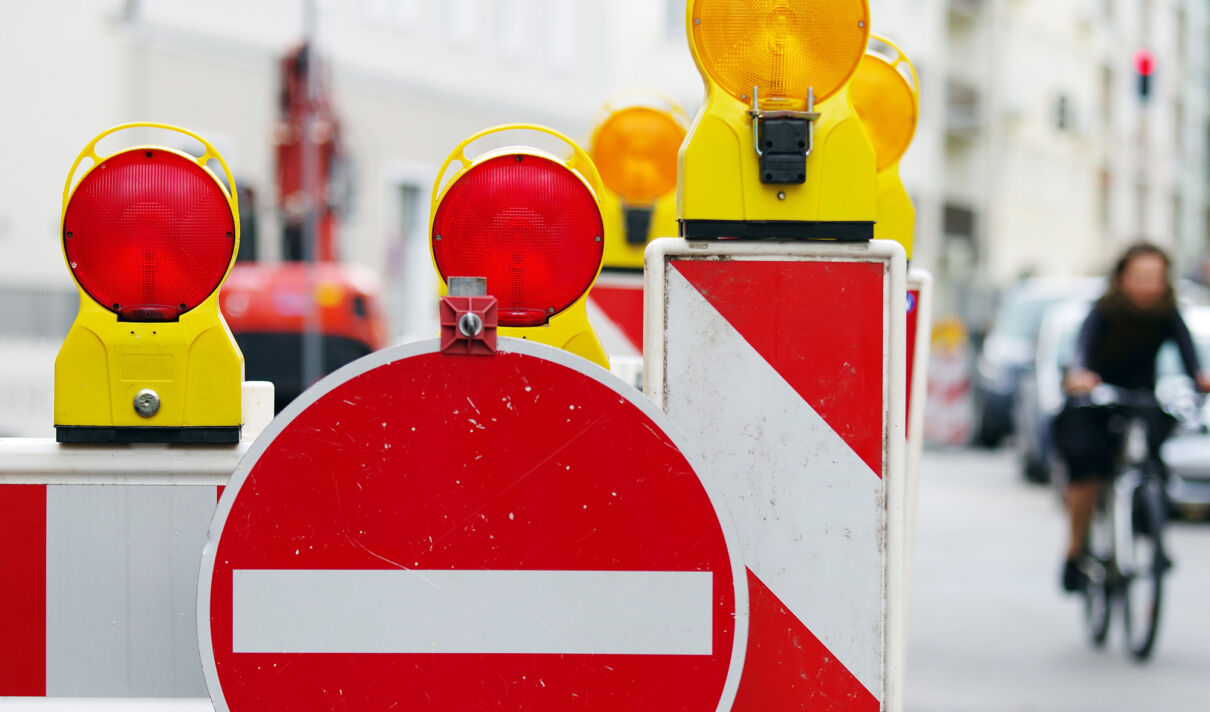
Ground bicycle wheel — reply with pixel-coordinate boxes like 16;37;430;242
1083;559;1111;647
1121;479;1167;660
1082;512;1113;647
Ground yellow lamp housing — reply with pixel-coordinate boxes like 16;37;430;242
430;124;609;369
589;95;688;270
55;123;244;443
849;36;920;259
679;0;878;240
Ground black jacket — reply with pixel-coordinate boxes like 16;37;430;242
1070;293;1201;390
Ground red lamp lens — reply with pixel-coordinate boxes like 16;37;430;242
63;148;236;320
432;154;604;326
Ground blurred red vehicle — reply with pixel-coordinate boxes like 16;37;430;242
221;43;388;412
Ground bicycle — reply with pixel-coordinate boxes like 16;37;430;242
1073;385;1195;661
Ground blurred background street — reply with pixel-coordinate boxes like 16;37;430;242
3;0;1210;708
906;447;1210;711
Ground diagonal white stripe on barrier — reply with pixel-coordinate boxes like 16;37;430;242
665;268;883;696
233;569;713;655
586;297;641;359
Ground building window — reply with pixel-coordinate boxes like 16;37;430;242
499;0;533;57
547;2;577;65
1172;193;1182;246
941;203;978;284
1097;167;1112;230
1136;179;1148;237
1098;64;1114;135
1056;94;1072;132
664;0;684;40
445;0;478;43
363;0;422;29
384;180;429;339
1206;120;1210;181
1173;99;1184;154
944;203;977;241
1176;7;1187;67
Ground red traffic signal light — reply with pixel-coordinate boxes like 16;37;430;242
1134;49;1155;100
1134;49;1155;77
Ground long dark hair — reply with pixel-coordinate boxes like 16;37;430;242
1100;241;1174;315
1110;242;1171;284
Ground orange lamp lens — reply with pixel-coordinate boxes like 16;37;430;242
849;53;917;172
690;0;870;108
592;107;686;205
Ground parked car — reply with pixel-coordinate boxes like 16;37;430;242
973;278;1103;447
1158;307;1210;518
1015;299;1091;482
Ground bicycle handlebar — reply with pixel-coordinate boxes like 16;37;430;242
1070;384;1207;425
1074;385;1161;408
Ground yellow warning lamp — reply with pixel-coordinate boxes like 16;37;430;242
680;0;877;239
55;123;244;443
430;124;609;369
849;36;920;258
590;97;688;269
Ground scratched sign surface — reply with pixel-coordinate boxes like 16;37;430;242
199;339;746;712
645;239;907;711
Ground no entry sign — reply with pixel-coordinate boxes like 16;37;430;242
198;339;745;712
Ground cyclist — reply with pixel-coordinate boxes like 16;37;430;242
1054;243;1210;592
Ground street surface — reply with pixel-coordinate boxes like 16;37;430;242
906;447;1210;711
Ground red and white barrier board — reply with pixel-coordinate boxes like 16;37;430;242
199;339;747;712
645;239;907;711
904;269;933;616
0;454;233;698
587;269;645;358
0;386;271;700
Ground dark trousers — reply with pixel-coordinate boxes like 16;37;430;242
1053;403;1174;483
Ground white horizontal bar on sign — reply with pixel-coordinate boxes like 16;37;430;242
233;569;714;655
0;699;212;711
0;437;244;485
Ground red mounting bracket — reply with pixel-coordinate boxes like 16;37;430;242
440;277;498;356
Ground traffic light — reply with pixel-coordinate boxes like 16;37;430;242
589;96;688;269
679;0;877;240
1135;49;1154;101
430;124;609;369
849;36;920;258
55;123;244;443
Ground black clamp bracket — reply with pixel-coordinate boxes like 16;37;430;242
749;86;820;185
623;205;654;246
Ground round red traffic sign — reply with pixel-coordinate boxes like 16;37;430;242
199;339;746;711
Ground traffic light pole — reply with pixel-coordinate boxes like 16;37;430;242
300;0;323;392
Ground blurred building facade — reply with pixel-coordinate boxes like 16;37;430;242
0;0;609;334
872;0;1210;322
0;0;610;435
2;0;1210;435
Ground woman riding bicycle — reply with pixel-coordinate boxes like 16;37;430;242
1054;243;1210;592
